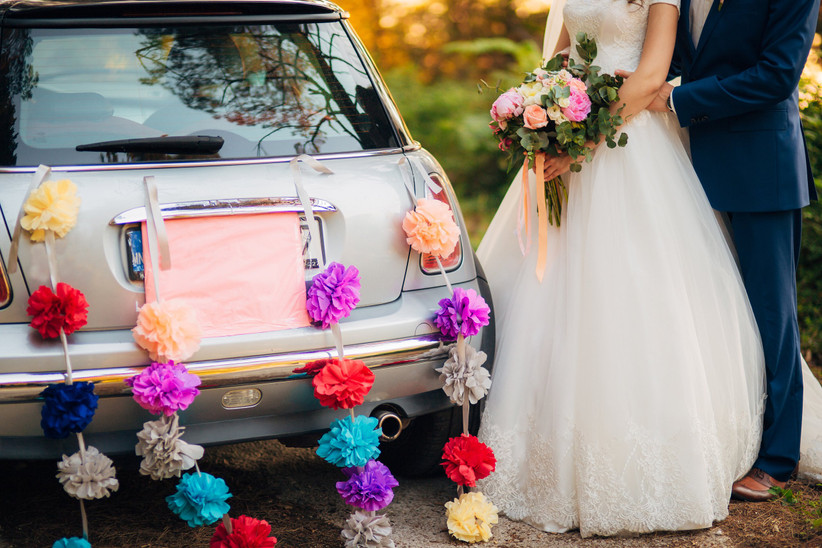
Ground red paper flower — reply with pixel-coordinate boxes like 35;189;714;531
312;359;375;410
27;283;89;339
210;515;277;548
441;434;496;487
292;358;335;377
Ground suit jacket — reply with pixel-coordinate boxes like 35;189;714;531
671;0;819;212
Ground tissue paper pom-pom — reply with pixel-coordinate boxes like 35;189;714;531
166;472;232;527
40;382;98;439
341;510;395;548
445;492;499;543
336;459;399;512
434;288;490;339
317;415;381;468
401;198;460;258
312;359;375;410
435;344;491;406
56;445;119;500
27;283;89;339
126;361;201;416
210;515;277;548
21;179;80;241
132;299;202;363
306;262;361;328
52;538;92;548
441;434;496;487
136;414;204;480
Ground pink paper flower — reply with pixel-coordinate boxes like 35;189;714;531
306;262;361;328
210;515;277;547
441;434;496;487
132;299;202;363
126;361;201;416
562;86;592;122
490;89;524;122
402;198;460;258
522;104;549;129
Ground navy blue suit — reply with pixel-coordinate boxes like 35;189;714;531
670;0;819;481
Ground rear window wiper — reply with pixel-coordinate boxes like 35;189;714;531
75;135;224;154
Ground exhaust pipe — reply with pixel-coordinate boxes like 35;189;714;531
371;407;406;442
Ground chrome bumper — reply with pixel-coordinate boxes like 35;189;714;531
0;333;450;403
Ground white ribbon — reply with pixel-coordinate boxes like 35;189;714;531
398;156;443;203
289;155;333;271
143;176;170;301
7;165;51;274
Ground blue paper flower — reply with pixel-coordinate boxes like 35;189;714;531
316;415;381;468
52;537;91;548
40;382;98;439
166;472;232;527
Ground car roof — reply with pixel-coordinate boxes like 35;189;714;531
0;0;344;19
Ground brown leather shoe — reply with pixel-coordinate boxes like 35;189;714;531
731;467;787;502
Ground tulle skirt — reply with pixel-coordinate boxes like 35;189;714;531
476;111;766;536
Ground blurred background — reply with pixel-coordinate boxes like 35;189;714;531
336;0;822;366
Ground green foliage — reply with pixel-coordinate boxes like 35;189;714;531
799;99;822;365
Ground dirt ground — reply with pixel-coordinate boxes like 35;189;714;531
2;437;822;548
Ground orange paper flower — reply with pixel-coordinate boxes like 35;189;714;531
21;179;81;241
401;198;460;258
132;299;202;363
312;359;375;410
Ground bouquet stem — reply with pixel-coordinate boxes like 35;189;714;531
545;176;566;226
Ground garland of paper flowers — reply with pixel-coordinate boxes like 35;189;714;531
400;159;499;544
126;175;278;546
9;166;115;548
296;258;399;548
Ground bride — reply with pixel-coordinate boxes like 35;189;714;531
476;0;822;537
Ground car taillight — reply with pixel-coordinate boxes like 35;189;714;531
420;173;462;274
0;251;11;308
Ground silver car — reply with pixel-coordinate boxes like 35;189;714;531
0;0;494;475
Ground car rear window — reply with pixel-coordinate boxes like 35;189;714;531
0;21;397;166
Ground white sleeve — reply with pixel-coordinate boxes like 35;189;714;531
649;0;680;13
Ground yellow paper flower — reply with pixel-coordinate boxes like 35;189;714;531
445;491;499;543
20;179;81;241
132;299;202;363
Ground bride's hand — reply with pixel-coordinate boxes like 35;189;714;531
542;153;574;180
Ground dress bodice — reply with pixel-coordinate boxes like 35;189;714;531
563;0;680;75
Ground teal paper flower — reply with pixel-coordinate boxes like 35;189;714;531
317;415;382;468
52;538;91;548
166;472;232;527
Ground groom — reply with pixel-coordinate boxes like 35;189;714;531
649;0;820;501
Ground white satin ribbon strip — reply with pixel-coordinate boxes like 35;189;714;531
7;165;51;275
290;155;333;271
143;176;171;271
44;230;60;291
331;322;345;361
398;156;444;201
409;156;443;195
143;176;165;301
398;157;418;206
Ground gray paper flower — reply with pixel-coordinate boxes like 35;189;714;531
435;343;491;405
341;510;395;548
56;445;119;500
135;413;204;480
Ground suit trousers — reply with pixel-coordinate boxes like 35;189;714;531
727;209;804;481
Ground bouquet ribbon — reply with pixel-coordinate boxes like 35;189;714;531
516;155;549;283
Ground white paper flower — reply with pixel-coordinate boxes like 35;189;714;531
56;445;119;500
135;413;204;480
435;343;491;406
341;510;395;548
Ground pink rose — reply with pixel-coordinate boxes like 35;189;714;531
568;78;587;92
562;87;592;122
490;89;524;122
522;104;549;129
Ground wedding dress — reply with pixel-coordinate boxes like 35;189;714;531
476;0;768;536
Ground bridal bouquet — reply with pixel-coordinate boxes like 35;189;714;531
490;33;627;227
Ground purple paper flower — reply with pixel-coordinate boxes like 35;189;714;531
336;459;399;511
125;361;201;416
434;288;491;339
306;262;361;328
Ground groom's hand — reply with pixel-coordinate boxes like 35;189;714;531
648;82;674;112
